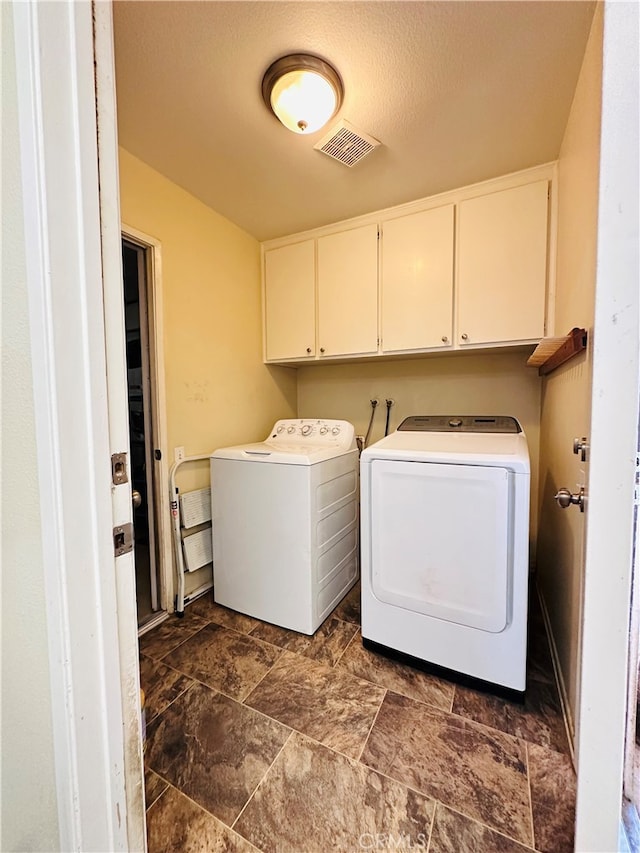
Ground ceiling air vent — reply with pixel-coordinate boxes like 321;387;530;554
313;120;380;168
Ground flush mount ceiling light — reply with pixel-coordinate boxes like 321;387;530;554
261;53;343;135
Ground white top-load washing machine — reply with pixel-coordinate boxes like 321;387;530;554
211;419;359;635
360;415;530;695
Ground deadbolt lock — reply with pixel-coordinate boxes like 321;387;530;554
573;437;588;462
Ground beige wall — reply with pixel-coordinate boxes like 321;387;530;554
536;4;603;738
118;149;297;595
298;350;542;548
1;3;60;848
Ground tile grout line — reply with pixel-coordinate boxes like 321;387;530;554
239;648;287;703
141;654;201;721
355;687;388;763
424;799;437;853
145;676;295;746
144;774;170;813
230;730;294;834
147;775;264;852
353;704;536;850
433;798;539;852
418;694;571;759
144;677;195;727
143;620;211;662
333;623;367;668
328;620;360;667
525;741;537;851
332;636;457;715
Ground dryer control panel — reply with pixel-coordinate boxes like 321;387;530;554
268;419;356;449
398;415;521;434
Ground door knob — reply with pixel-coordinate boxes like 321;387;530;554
132;489;142;509
555;486;585;512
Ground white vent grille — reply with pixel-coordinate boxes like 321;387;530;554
314;120;380;168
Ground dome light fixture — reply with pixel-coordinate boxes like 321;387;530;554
261;53;343;135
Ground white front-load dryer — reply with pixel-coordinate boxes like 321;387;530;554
211;419;358;635
360;415;530;695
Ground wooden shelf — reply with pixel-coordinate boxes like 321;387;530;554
527;327;588;375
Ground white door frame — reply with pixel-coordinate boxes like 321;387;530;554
12;0;638;850
574;2;640;850
122;223;173;620
13;1;145;850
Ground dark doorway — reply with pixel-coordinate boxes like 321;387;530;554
122;239;161;626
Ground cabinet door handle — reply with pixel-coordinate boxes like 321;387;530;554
306;347;312;354
441;335;448;343
461;333;469;341
320;347;326;354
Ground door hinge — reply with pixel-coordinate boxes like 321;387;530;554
111;452;128;485
113;522;134;557
154;448;162;461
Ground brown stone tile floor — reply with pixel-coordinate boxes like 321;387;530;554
141;583;576;853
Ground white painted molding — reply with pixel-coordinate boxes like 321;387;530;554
537;586;576;763
574;1;640;849
13;1;130;849
121;223;173;615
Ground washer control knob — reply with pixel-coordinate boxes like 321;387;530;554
332;426;340;435
276;425;285;434
319;426;328;435
301;424;312;436
287;426;296;434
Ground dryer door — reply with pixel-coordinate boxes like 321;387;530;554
369;459;513;632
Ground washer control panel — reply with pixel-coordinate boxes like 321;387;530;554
269;419;356;449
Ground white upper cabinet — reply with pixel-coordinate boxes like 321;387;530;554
264;239;315;361
317;224;379;358
381;204;454;353
457;180;549;346
261;167;554;364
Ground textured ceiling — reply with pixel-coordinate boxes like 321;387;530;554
113;1;596;241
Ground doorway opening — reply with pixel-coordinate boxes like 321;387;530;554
623;445;640;843
122;238;164;628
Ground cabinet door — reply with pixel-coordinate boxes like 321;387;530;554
381;205;454;352
317;224;378;357
264;240;315;361
457;180;548;346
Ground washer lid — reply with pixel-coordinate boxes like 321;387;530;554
211;441;354;466
361;428;530;472
212;418;356;465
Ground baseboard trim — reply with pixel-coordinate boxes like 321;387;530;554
536;583;576;767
